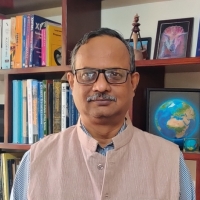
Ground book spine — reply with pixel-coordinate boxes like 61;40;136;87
14;16;23;68
53;80;61;133
61;82;67;131
41;28;46;66
42;80;47;136
27;79;33;144
32;80;39;143
47;82;53;134
22;15;27;68
22;80;28;144
29;15;34;67
39;81;44;140
19;80;23;144
2;19;11;69
10;17;16;69
12;80;20;143
25;15;31;68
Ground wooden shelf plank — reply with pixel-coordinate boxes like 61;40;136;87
0;143;30;150
0;66;71;75
183;152;200;160
0;0;61;15
136;57;200;67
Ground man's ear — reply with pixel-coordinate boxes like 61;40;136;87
67;72;75;90
131;72;140;93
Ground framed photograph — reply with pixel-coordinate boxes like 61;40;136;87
146;88;200;150
153;18;194;59
126;37;151;60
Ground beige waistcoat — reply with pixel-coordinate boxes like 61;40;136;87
28;118;180;200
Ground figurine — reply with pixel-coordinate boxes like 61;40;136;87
130;14;147;60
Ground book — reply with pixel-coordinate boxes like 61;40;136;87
22;80;28;144
61;82;69;131
2;153;23;200
10;17;16;69
53;80;61;133
2;19;11;69
32;80;39;143
12;80;21;144
196;21;200;57
46;24;62;66
27;79;34;144
14;15;23;68
29;15;60;67
25;15;31;68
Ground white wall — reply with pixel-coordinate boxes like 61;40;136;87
102;0;200;59
102;0;200;184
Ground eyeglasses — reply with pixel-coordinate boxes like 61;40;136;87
74;68;132;84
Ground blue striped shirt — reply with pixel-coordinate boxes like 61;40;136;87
11;123;195;200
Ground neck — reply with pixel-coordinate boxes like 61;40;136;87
81;116;125;147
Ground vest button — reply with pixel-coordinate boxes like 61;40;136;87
97;164;104;170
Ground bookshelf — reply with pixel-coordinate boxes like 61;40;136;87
0;0;101;148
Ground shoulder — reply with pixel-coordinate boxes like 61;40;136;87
132;126;180;153
30;125;77;159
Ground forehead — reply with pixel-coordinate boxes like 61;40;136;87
75;35;130;70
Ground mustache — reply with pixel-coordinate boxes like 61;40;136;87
87;93;117;102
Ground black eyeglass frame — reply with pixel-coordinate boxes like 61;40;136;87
73;68;133;84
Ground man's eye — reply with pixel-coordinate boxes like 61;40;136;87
82;72;96;80
107;71;122;79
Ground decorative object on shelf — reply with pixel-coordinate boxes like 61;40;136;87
195;20;200;57
184;138;199;152
146;88;200;150
129;13;148;60
126;37;151;60
153;17;194;59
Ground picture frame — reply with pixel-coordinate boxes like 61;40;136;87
146;88;200;150
126;37;151;60
153;18;194;59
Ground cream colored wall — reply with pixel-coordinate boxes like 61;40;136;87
102;0;200;185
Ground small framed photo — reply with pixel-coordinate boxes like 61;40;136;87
153;18;194;59
126;37;151;60
146;88;200;150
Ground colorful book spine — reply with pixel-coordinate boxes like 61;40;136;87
25;15;31;68
38;81;44;140
22;15;27;68
42;80;47;136
46;24;62;66
10;17;16;69
41;28;46;66
2;19;11;69
22;80;28;144
196;21;200;57
47;81;53;134
27;79;33;144
53;80;61;133
12;80;21;143
61;82;69;131
14;15;23;68
32;80;39;143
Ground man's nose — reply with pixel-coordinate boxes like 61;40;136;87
92;73;111;92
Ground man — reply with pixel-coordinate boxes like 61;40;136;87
11;28;195;200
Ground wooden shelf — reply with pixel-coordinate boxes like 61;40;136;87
184;152;200;160
0;65;71;75
136;57;200;73
0;0;61;15
0;143;30;150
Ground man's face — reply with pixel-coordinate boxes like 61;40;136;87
68;35;139;121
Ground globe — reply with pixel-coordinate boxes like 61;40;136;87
155;99;198;142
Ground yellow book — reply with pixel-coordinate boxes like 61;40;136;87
2;153;23;200
14;15;23;68
46;24;62;66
